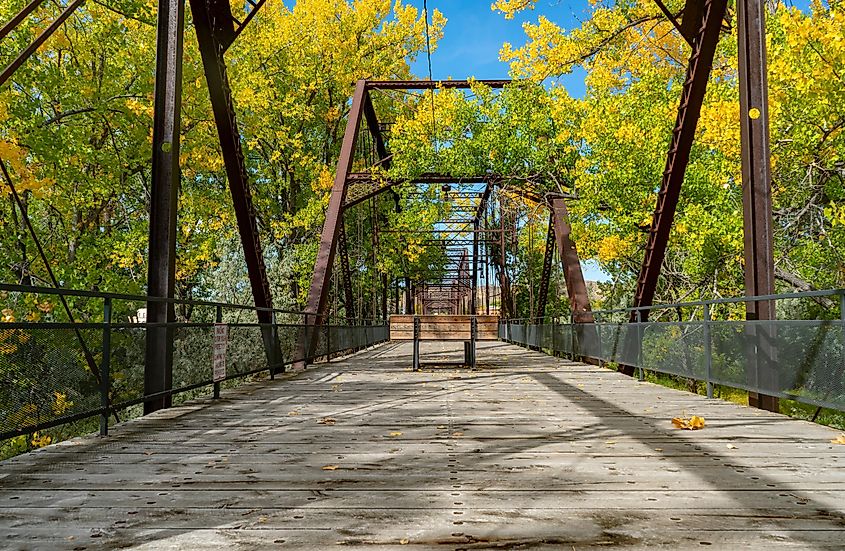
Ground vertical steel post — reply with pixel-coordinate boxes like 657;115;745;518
100;297;112;436
636;309;644;381
270;310;278;379
470;316;477;369
738;0;778;412
145;0;185;414
703;303;714;398
412;316;420;371
471;219;479;314
214;304;222;399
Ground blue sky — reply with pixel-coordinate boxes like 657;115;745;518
406;0;590;98
405;1;611;280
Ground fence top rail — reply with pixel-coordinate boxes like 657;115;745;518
502;288;845;323
0;282;387;323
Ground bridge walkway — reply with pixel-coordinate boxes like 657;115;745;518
1;341;844;549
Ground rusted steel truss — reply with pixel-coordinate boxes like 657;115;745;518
631;0;728;318
549;198;594;324
190;0;282;377
536;211;555;320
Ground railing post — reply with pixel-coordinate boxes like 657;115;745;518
412;316;420;371
470;316;477;369
214;305;222;399
636;309;644;381
99;297;112;437
269;310;277;379
326;317;332;359
703;303;714;398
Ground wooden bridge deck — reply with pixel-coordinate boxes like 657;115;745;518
2;341;845;550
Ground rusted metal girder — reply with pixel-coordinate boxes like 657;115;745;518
190;0;282;372
536;211;555;320
145;0;185;414
0;0;86;88
738;0;778;412
623;0;726;376
302;80;367;340
631;0;727;316
0;0;48;41
549;198;594;323
345;173;490;207
366;80;511;90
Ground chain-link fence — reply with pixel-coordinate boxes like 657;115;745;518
501;290;845;412
0;284;387;442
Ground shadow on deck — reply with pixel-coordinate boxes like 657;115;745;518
2;341;844;550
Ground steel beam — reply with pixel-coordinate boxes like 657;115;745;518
536;211;555;319
0;0;48;41
550;198;594;323
0;0;86;88
190;0;281;372
738;0;778;412
145;0;185;414
631;0;726;314
366;79;511;90
623;0;726;376
302;79;367;338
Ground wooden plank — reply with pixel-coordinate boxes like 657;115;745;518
2;341;844;549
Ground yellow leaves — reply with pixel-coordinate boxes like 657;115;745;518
0;329;19;354
671;415;706;430
491;0;536;19
313;167;335;193
321;464;339;470
52;392;74;415
0;140;52;196
1;309;15;323
831;434;845;445
388;431;402;437
317;417;336;425
596;235;631;263
30;432;52;448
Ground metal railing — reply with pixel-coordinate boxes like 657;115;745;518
0;284;388;442
500;289;845;412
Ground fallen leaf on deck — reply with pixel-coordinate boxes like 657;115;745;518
288;411;301;416
399;539;410;545
726;443;738;449
321;465;339;470
671;415;706;430
831;434;845;445
389;431;402;437
452;431;464;437
317;417;336;425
